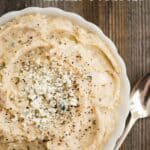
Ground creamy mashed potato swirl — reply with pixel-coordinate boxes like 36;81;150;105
0;13;120;150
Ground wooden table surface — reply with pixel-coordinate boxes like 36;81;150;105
0;0;149;149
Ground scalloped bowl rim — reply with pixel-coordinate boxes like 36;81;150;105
0;7;130;150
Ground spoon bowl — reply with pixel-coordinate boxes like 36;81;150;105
130;73;150;118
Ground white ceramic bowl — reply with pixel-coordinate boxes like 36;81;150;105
0;7;130;150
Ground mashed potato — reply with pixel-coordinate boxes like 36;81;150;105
0;13;120;150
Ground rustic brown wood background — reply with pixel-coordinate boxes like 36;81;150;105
0;0;149;149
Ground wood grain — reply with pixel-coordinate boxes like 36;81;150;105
0;0;150;149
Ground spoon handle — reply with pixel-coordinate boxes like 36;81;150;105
114;112;138;150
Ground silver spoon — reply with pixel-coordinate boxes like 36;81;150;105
114;72;150;150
